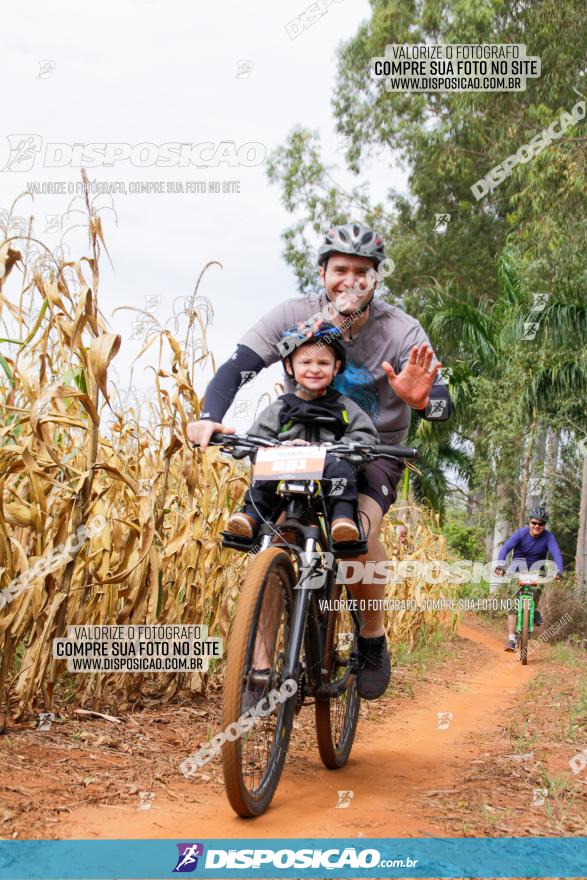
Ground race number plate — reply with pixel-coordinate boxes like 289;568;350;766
253;446;326;481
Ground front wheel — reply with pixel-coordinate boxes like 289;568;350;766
222;548;297;817
519;597;530;665
315;584;361;768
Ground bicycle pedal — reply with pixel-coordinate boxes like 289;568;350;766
331;538;368;558
220;531;258;552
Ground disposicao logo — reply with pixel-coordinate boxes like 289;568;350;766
173;843;204;873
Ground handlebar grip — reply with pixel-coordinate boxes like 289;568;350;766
374;444;418;459
190;432;234;448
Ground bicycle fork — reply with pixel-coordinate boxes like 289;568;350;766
282;535;321;685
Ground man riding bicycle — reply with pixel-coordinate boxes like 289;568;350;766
494;506;564;651
187;221;452;699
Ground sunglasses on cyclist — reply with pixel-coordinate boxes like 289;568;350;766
529;520;545;527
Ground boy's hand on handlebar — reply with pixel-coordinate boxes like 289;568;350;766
281;438;311;446
187;420;235;451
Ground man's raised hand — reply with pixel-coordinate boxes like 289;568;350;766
381;343;441;410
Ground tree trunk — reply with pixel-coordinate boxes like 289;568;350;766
576;451;587;596
492;479;511;560
544;428;560;511
519;415;537;526
467;428;484;516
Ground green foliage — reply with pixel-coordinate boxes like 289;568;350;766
266;0;587;559
443;510;486;560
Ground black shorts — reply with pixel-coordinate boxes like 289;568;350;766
357;456;405;515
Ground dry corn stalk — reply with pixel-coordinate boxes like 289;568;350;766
0;196;456;720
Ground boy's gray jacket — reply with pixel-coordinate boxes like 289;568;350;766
248;394;379;445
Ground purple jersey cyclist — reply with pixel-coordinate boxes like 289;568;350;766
494;506;564;651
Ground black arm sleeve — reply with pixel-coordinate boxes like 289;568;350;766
200;344;267;423
416;383;452;421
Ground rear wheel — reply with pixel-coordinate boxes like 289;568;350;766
315;584;361;768
519;597;530;665
222;548;297;816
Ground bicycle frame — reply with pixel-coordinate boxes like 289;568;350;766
249;487;362;701
211;432;417;703
514;581;540;635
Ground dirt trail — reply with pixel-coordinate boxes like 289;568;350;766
61;619;538;839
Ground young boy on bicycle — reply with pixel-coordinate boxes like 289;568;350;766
225;321;378;544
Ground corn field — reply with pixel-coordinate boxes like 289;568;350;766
0;191;456;723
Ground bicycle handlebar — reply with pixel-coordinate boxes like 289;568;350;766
373;444;418;459
191;432;418;461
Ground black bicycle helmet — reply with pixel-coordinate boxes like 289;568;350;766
317;222;386;270
529;506;549;523
278;321;347;374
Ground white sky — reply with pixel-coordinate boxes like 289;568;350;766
1;0;408;431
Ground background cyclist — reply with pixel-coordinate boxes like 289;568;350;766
494;506;564;652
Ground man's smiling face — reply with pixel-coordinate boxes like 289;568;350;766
319;253;378;316
529;517;546;537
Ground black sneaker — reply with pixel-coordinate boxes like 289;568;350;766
504;639;516;652
534;610;543;626
355;634;391;700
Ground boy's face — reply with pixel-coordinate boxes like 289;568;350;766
287;343;341;392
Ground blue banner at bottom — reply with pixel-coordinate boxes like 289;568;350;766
1;837;586;879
